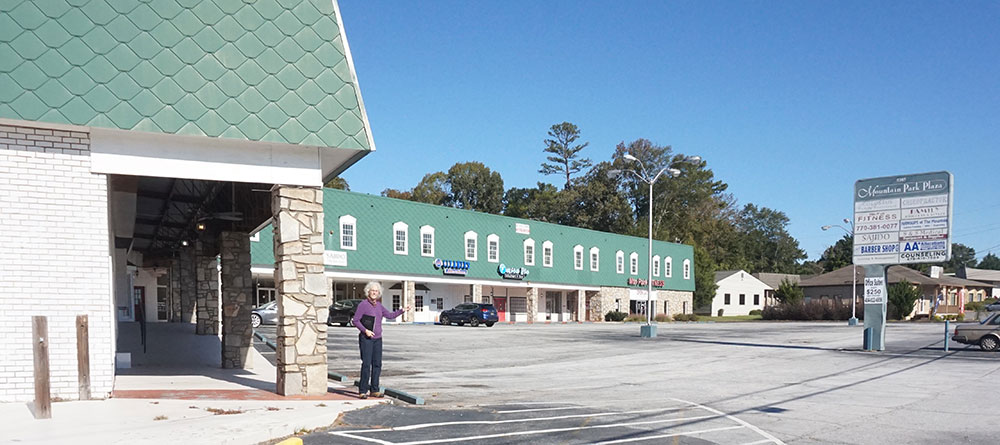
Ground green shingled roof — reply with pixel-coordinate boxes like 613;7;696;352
0;0;372;150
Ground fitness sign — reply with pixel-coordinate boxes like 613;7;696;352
853;171;953;265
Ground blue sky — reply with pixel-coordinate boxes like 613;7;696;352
336;1;1000;262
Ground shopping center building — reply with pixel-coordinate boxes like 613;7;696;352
249;189;696;324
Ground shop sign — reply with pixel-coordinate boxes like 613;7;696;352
498;264;529;280
864;277;885;304
515;223;530;235
433;258;469;276
853;171;953;265
323;250;347;267
627;277;664;287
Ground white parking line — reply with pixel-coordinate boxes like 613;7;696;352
331;414;722;445
671;398;786;445
593;425;746;444
737;440;779;445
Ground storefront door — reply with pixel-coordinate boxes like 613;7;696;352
493;297;507;322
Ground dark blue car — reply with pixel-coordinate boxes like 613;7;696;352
439;303;499;327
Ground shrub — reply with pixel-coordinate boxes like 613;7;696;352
774;278;804;304
717;308;725;317
685;314;699;322
957;313;965;322
624;314;646;322
654;314;671;322
748;309;762;316
761;301;859;321
605;311;627;322
888;280;920;320
673;313;698;322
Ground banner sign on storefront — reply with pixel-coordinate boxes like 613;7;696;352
853;171;953;265
497;264;529;280
434;258;469;276
627;277;664;287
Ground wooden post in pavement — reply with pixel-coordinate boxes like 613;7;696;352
32;316;51;419
76;315;91;400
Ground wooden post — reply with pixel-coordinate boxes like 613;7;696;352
32;316;51;419
76;315;91;400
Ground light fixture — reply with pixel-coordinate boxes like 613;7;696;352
180;240;189;247
196;222;206;231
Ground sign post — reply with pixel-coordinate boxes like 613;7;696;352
854;171;953;351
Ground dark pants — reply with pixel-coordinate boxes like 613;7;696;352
358;335;383;394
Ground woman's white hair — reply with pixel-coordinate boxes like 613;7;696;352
363;281;383;297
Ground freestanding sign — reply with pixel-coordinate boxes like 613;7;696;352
853;171;953;351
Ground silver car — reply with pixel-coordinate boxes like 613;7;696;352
952;313;1000;351
986;301;1000;311
251;301;278;328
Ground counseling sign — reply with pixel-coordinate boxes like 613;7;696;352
853;171;953;265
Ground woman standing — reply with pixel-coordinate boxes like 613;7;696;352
352;281;410;399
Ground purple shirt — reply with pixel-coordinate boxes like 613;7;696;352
352;299;404;339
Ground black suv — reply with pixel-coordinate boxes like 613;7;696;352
439;303;499;327
328;299;364;326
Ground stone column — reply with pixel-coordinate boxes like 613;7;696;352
179;246;197;323
403;281;415;322
471;284;483;303
195;240;220;335
220;231;253;369
273;186;328;396
526;287;538;323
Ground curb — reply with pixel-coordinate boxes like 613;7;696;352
253;330;424;405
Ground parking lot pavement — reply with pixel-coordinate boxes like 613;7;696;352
256;321;1000;444
310;400;783;444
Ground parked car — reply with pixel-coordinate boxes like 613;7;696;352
251;301;277;328
986;301;1000;311
439;303;499;327
328;299;365;326
952;313;1000;351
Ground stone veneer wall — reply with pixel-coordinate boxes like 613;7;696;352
220;231;253;369
0;122;113;402
472;284;483;303
526;287;538;323
598;287;630;318
272;186;329;396
179;246;197;323
586;290;602;321
658;290;694;316
404;281;415;322
195;240;219;335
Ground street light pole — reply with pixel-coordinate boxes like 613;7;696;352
611;154;700;338
822;222;857;326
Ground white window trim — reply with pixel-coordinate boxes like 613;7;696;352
420;225;435;257
629;252;639;275
339;214;357;251
683;258;691;280
542;240;553;268
392;221;408;255
465;231;478;261
665;256;672;278
573;245;584;270
487;233;500;263
590;247;599;272
524;238;535;266
616;250;624;274
652;255;660;277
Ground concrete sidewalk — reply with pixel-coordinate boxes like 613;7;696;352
0;323;383;445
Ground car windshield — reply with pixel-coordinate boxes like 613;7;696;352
981;314;997;325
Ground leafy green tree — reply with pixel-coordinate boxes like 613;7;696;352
692;245;718;309
324;176;349;190
735;204;807;273
563;162;634;234
979;253;1000;270
888;279;920;320
445;162;504;214
774;278;804;304
381;188;412;200
411;172;448;205
819;235;853;272
539;122;591;188
503;182;569;223
943;243;976;273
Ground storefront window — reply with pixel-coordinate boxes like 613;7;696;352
415;294;424;312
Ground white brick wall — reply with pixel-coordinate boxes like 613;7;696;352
0;123;114;402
